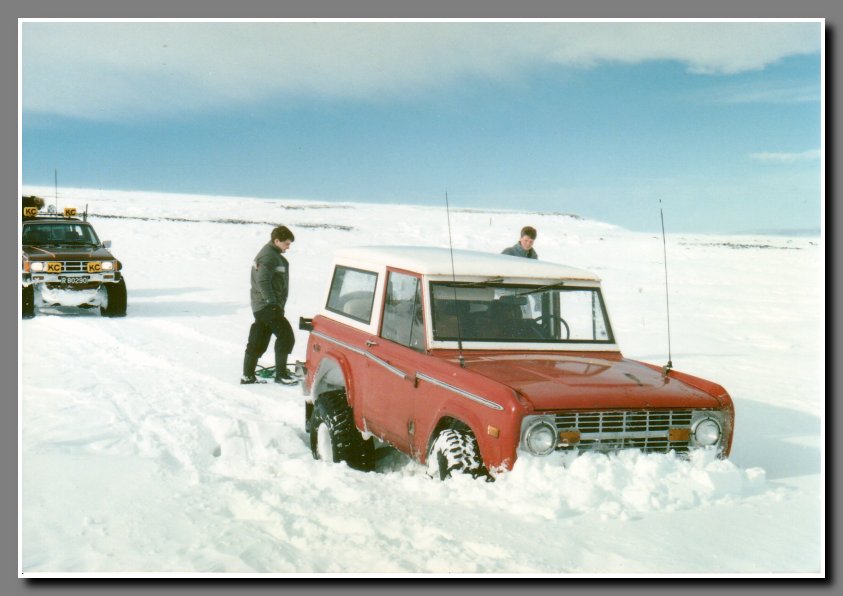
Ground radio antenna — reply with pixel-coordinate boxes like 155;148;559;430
659;199;673;375
54;169;58;212
445;192;465;368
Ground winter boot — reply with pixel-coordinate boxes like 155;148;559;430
241;352;264;384
274;372;298;386
274;354;298;385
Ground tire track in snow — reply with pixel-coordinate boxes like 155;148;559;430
23;315;307;485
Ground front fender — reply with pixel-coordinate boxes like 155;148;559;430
416;382;522;472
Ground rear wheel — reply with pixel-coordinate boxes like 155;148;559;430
100;278;127;317
309;390;374;471
427;428;490;481
22;285;35;319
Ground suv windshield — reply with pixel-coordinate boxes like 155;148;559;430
22;223;100;246
430;282;614;344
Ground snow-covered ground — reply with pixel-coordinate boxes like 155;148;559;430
19;187;824;576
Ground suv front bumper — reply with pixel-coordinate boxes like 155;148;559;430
22;270;122;288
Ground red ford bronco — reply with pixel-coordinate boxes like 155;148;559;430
297;246;734;480
22;198;127;318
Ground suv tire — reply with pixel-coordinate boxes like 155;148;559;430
427;428;490;481
22;285;35;319
100;278;127;317
309;390;374;471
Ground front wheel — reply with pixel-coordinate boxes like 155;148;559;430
427;428;490;481
309;390;374;471
100;278;127;317
22;285;35;319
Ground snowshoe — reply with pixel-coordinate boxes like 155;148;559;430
255;365;276;380
240;375;267;385
274;371;299;386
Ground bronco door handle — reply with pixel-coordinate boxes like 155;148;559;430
365;339;378;347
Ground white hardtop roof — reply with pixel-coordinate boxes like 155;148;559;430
335;246;601;282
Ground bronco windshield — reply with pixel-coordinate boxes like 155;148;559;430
430;282;614;344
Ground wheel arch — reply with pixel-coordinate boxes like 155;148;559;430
310;354;351;404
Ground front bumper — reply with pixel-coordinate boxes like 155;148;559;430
22;270;122;288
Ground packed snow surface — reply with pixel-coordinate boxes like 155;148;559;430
20;188;824;576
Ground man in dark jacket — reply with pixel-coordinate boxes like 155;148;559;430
502;226;538;259
241;226;298;385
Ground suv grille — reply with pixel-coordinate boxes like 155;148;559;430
59;261;89;272
554;410;693;454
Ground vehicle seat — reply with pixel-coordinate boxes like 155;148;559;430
485;301;519;338
342;297;372;321
433;301;461;339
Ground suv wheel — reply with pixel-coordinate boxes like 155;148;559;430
22;285;35;319
427;428;490;481
309;390;374;471
100;279;127;317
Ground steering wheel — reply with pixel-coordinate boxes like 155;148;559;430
532;314;570;339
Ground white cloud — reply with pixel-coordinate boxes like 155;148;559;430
542;21;820;74
749;149;821;163
21;21;821;121
705;80;820;105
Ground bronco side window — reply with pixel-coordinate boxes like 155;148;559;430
325;266;378;324
381;272;425;352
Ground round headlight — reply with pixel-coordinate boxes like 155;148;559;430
693;418;721;446
100;261;114;271
525;421;557;456
30;262;44;272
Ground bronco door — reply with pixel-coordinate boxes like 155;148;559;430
362;269;426;453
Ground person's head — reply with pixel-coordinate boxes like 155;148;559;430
271;226;295;252
519;226;537;252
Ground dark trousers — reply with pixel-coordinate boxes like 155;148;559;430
243;307;295;375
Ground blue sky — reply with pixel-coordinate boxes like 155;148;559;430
20;21;822;234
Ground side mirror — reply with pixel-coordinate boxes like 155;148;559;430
299;317;313;331
102;240;112;249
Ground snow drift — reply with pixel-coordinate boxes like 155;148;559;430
20;187;823;576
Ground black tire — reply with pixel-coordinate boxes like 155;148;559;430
309;390;374;471
22;285;35;319
100;278;127;317
427;428;491;481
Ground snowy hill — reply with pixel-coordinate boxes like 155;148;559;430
19;187;823;576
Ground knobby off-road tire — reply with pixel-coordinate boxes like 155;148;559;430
100;278;127;317
22;285;35;319
427;428;491;481
309;390;375;472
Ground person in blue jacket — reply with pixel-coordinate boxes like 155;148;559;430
241;225;298;385
502;226;538;259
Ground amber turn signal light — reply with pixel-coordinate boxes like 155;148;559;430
668;428;691;442
559;431;581;446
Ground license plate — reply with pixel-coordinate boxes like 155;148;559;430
59;276;90;285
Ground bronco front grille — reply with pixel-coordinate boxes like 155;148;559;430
554;410;693;454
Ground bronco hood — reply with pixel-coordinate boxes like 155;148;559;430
457;352;724;411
